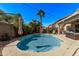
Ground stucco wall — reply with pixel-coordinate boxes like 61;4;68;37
0;22;15;37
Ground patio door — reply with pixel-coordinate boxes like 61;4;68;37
75;24;79;33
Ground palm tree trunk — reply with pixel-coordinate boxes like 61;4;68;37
40;16;42;33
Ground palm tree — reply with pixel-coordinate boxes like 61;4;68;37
37;9;45;33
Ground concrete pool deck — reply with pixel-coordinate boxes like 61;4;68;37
2;34;79;56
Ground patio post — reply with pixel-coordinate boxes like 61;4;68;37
18;15;23;35
58;24;61;34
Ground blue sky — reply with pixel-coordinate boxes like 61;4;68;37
0;3;79;27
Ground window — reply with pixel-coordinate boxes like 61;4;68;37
75;24;79;33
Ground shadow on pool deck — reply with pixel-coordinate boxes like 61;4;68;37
0;38;18;56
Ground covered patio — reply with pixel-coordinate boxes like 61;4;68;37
56;9;79;40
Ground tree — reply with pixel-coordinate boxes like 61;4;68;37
0;9;5;13
43;29;47;33
37;9;45;33
0;10;13;23
22;24;32;35
0;9;6;21
29;20;40;33
4;15;13;23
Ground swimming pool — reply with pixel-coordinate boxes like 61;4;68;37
17;34;63;52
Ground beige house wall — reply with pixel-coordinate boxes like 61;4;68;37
0;22;15;37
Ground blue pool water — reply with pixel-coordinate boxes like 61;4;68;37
17;34;63;52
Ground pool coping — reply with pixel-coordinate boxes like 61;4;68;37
2;34;79;56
